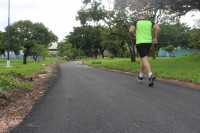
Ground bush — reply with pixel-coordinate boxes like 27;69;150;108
108;54;114;59
0;74;19;90
64;56;70;61
0;71;33;91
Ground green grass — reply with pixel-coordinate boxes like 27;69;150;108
0;58;53;76
84;55;200;83
0;57;56;91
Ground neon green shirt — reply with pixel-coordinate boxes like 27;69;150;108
133;20;154;45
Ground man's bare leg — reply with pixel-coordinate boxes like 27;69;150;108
141;56;155;86
139;60;145;77
141;56;152;77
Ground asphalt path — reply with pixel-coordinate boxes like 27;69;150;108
12;61;200;133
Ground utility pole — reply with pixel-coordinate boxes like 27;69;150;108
6;0;11;67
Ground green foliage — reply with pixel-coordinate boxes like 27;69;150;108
101;28;128;57
65;25;103;58
0;58;55;91
77;0;137;61
59;43;78;59
114;0;199;16
164;44;174;53
159;23;190;48
64;56;70;61
188;28;200;49
76;0;200;62
0;31;6;55
77;0;107;25
64;49;76;59
30;44;48;61
4;20;58;64
108;54;114;59
0;72;32;91
0;72;19;90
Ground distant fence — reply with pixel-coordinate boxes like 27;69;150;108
158;48;200;57
0;54;33;59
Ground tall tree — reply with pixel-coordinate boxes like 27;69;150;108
0;31;6;55
77;0;137;61
120;0;199;16
77;0;200;61
168;0;200;14
66;25;103;59
6;20;58;64
158;22;190;48
101;27;127;57
29;44;48;61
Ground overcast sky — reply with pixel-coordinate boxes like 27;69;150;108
0;0;199;41
0;0;83;41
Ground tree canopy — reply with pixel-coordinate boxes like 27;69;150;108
5;20;58;64
169;0;200;13
158;22;190;48
77;0;137;61
65;25;103;59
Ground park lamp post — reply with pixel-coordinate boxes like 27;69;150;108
6;0;11;67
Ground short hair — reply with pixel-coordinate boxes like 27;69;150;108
137;12;144;18
137;12;144;16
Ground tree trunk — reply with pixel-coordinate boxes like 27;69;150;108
93;50;98;59
127;44;136;62
23;48;30;64
33;55;38;61
151;44;156;60
93;53;97;59
100;49;105;59
23;53;27;64
128;34;136;62
132;46;136;62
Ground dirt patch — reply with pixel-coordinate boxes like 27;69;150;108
0;64;58;133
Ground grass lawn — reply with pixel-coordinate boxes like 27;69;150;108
84;55;200;83
0;57;57;90
0;57;56;76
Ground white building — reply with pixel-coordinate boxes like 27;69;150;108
48;42;59;56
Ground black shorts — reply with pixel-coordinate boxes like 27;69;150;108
136;43;151;58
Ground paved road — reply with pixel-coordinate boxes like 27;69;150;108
12;62;200;133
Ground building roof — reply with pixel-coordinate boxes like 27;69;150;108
49;42;58;50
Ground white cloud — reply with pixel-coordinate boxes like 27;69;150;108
180;11;200;27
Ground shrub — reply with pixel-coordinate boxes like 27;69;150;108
0;71;33;91
108;54;114;59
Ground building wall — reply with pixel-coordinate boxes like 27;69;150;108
158;48;200;57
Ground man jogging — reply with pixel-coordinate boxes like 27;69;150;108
129;12;160;86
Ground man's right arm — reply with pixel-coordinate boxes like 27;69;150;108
153;24;160;44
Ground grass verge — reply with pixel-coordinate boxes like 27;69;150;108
84;55;200;83
0;57;55;91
